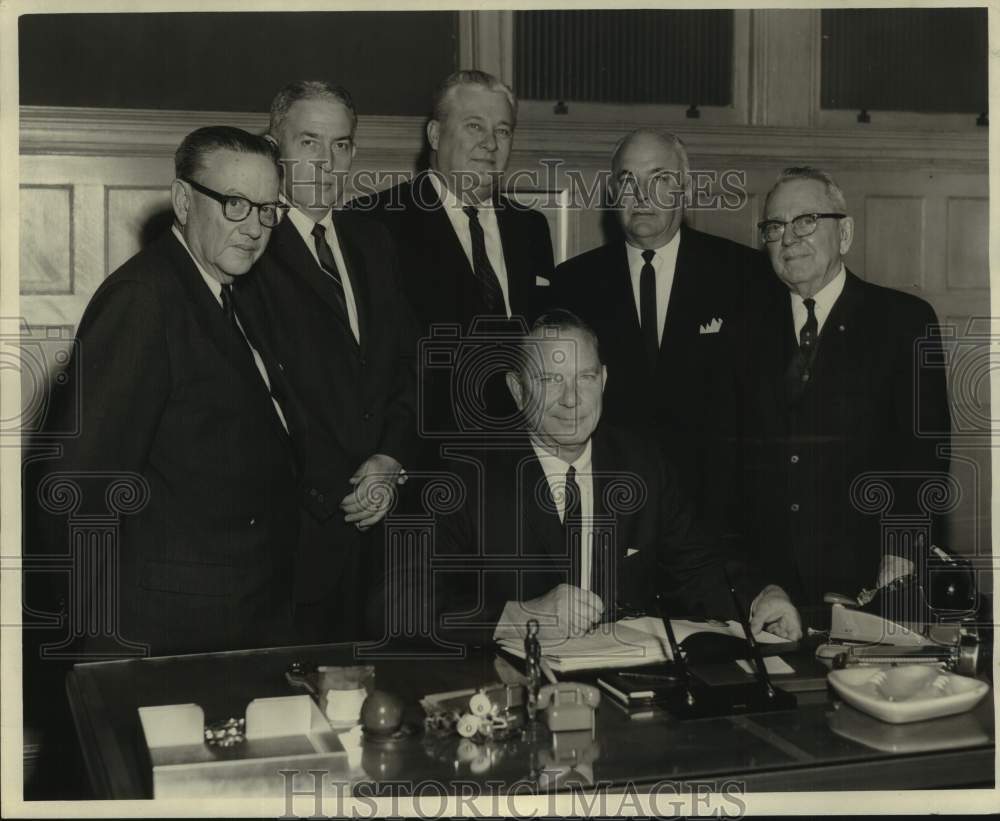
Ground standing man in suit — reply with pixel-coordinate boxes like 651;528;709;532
425;311;801;644
238;81;418;643
739;167;951;623
354;70;554;437
33;126;299;656
550;129;769;517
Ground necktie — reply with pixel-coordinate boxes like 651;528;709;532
220;283;289;435
310;222;351;326
639;249;659;370
564;466;583;586
462;206;505;313
785;297;820;402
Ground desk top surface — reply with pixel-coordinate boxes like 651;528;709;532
66;641;995;800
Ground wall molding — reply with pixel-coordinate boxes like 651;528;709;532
19;105;987;174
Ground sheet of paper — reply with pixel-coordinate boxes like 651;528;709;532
735;656;796;675
619;616;789;645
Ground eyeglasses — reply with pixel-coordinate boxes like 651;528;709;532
182;178;288;228
757;212;845;243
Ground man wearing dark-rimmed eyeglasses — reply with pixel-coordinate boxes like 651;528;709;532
730;166;951;627
31;125;303;656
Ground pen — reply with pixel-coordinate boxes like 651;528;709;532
724;568;775;698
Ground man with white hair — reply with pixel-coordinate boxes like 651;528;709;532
355;70;554;438
551;128;770;519
737;166;951;623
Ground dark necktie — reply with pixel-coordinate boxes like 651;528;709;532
785;297;820;402
564;466;583;586
639;249;659;370
310;222;351;327
462;206;505;313
220;283;289;434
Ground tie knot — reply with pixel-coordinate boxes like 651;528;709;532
641;249;656;264
311;222;327;240
803;297;816;316
220;283;234;315
567;465;577;482
462;205;479;221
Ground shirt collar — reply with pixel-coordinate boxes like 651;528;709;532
428;169;494;212
530;437;593;479
792;263;847;315
285;196;334;245
625;229;682;272
171;224;223;304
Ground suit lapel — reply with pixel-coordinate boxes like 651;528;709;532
163;233;290;444
331;210;369;351
657;227;702;376
270;219;358;344
496;198;527;317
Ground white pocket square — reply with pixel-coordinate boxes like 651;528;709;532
626;548;640;557
535;276;550;287
699;317;723;334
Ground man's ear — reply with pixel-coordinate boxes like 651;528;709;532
600;365;608;393
506;370;524;410
171;179;190;227
838;215;855;256
426;119;440;152
264;133;279;149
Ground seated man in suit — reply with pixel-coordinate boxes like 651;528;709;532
737;166;951;623
551;129;771;519
353;69;554;437
29;126;299;656
237;80;418;642
426;310;801;643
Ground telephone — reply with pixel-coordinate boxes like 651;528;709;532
536;682;601;733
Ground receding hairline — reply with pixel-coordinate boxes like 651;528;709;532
611;128;688;174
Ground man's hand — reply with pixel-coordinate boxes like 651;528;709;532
519;584;605;640
749;584;803;641
340;453;404;531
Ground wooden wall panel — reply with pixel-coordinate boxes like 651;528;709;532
19;185;73;295
946;197;989;290
864;196;925;290
105;187;172;276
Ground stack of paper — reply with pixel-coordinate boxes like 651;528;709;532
496;617;785;674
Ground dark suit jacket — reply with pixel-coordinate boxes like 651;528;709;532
733;270;951;618
424;425;759;646
353;169;555;444
353;169;555;332
550;225;771;516
32;231;300;656
237;212;418;628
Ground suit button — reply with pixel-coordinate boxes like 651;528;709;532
790;454;800;464
363;412;372;421
790;503;800;512
317;494;325;502
360;358;367;367
310;488;318;496
249;518;256;526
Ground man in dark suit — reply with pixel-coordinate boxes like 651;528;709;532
427;311;801;644
737;166;951;623
237;81;418;642
32;126;299;656
550;129;769;517
353;70;554;437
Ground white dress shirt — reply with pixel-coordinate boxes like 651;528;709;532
626;231;682;345
429;171;512;318
530;438;595;591
286;203;361;343
791;263;846;338
171;225;288;433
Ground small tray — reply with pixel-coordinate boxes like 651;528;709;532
827;665;989;724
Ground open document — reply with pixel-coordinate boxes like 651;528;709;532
496;617;787;674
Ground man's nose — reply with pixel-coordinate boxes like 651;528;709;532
480;129;498;151
560;379;579;407
780;223;798;246
241;208;264;239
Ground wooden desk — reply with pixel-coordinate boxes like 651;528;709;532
66;642;995;799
